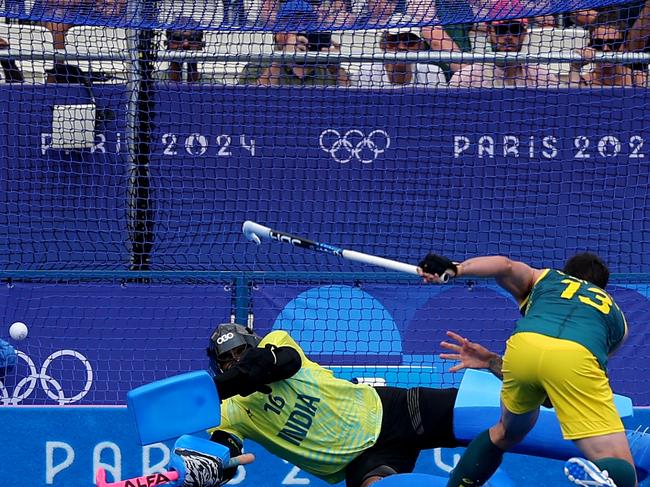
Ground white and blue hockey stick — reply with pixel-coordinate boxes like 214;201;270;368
242;220;452;282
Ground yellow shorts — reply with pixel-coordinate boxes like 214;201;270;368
501;332;624;440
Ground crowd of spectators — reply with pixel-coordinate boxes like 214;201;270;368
1;0;649;87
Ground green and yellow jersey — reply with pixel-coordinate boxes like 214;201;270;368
515;269;627;370
212;330;383;484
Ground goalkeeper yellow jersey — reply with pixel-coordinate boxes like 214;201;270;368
215;330;383;484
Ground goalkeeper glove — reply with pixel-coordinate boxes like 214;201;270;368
230;344;281;396
210;431;244;484
175;448;229;487
418;253;458;278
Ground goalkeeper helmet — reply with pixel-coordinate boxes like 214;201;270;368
207;323;261;373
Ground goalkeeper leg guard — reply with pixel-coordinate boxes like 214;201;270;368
447;429;505;487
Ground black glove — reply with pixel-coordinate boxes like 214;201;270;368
214;344;301;399
231;345;278;396
418;253;457;277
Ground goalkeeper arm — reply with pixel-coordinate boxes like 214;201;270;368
214;344;302;399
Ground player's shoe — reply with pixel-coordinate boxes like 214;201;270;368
564;457;617;486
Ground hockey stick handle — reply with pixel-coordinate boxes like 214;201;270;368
95;468;179;487
242;221;451;282
95;456;251;487
341;249;418;275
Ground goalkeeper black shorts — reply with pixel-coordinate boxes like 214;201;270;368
344;386;459;487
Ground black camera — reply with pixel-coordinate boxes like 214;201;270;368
299;32;332;52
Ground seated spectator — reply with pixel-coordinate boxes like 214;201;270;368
567;3;648;81
29;0;125;83
412;0;555;83
412;0;474;80
238;31;350;86
569;23;646;86
0;38;24;83
355;18;446;87
568;1;645;29
627;0;650;51
626;0;650;81
239;0;350;86
449;18;561;87
31;0;127;50
165;21;205;83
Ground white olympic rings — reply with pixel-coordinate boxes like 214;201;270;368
0;350;93;405
319;129;391;164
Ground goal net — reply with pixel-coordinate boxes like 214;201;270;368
0;0;648;408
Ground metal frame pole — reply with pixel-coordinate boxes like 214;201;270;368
125;3;157;273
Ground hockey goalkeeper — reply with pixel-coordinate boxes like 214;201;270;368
208;322;504;487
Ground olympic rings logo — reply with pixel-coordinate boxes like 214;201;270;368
0;350;93;405
319;129;391;164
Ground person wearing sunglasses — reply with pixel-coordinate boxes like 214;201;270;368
238;1;350;86
450;18;561;88
165;20;206;83
569;23;645;87
355;15;446;88
238;31;350;86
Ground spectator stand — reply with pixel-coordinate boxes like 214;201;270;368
0;23;54;82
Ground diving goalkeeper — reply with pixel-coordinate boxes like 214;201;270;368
208;323;501;487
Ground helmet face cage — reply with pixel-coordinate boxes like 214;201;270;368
207;323;261;373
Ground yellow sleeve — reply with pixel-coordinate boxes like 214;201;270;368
207;397;245;441
259;330;308;361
